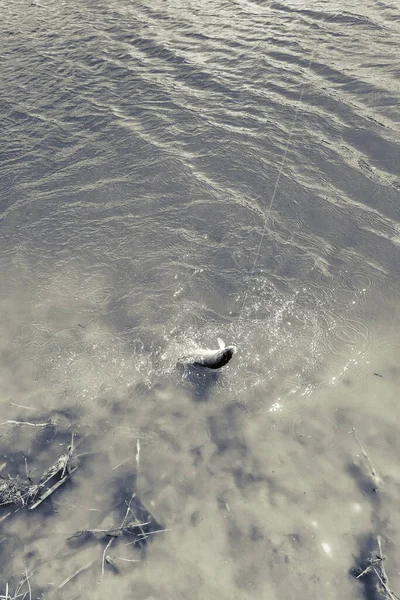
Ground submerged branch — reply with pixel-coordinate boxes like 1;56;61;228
355;536;399;600
351;427;381;490
0;434;78;510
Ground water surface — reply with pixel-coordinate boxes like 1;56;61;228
1;0;400;597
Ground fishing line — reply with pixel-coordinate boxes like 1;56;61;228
238;11;341;320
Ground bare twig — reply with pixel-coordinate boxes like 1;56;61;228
2;582;9;600
373;568;398;600
0;511;12;524
112;458;130;471
136;439;141;471
0;421;48;427
101;539;114;576
105;555;118;572
377;537;389;582
137;528;171;538
28;476;69;510
375;537;400;600
39;434;76;487
9;402;37;411
121;492;136;529
69;520;151;541
124;528;171;546
0;475;39;508
351;427;381;489
58;559;95;589
24;568;31;600
356;537;399;600
356;554;382;579
6;569;36;600
116;557;140;563
356;564;373;579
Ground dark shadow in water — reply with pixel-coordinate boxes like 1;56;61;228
0;507;50;589
346;464;388;600
208;403;247;453
350;533;383;600
30;423;76;458
0;427;87;525
232;467;265;490
177;363;220;402
346;463;381;508
68;472;163;554
0;408;77;472
111;472;163;532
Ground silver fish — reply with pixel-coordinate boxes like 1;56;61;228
179;338;236;370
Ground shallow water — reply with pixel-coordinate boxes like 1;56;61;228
1;0;400;597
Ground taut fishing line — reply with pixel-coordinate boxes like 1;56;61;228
238;10;341;321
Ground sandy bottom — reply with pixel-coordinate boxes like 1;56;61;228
1;268;400;600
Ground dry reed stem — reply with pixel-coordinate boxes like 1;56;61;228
0;511;13;524
101;539;114;576
350;432;398;599
351;427;381;489
375;537;399;600
28;433;77;509
116;557;140;563
356;536;399;600
23;570;31;600
0;433;77;510
28;475;69;510
39;434;75;487
1;569;35;600
0;421;48;428
124;528;170;546
58;559;96;589
373;568;398;600
9;402;37;411
0;583;9;600
136;439;140;471
112;458;130;470
97;466;144;574
137;528;171;539
69;520;151;542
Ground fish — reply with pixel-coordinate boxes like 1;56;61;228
178;338;236;370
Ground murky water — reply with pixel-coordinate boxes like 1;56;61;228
1;0;400;597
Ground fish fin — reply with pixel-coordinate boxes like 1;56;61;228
217;338;225;349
